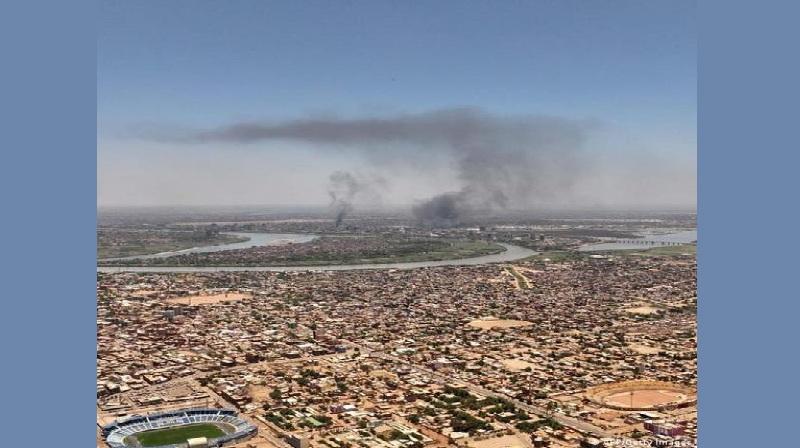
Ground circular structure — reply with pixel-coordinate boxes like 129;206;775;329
585;380;696;411
102;408;257;448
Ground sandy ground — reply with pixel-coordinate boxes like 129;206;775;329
467;318;533;330
623;304;662;315
231;442;280;448
166;292;251;305
603;389;686;408
595;410;623;421
627;343;662;354
500;359;536;371
370;369;399;380
465;434;530;448
246;384;271;402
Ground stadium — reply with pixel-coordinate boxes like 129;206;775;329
585;380;696;411
102;408;257;448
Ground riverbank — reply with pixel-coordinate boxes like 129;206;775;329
97;231;250;260
577;229;697;252
100;235;505;268
99;232;316;262
97;242;537;272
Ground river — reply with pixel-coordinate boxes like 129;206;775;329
97;233;537;273
98;232;318;262
577;229;697;252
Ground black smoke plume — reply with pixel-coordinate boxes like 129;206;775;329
327;171;360;227
150;108;591;226
410;192;465;227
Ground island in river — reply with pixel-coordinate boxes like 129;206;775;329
98;234;507;268
97;228;250;259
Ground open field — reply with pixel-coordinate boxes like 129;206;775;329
623;304;662;315
132;423;225;446
604;389;687;409
466;433;531;448
166;292;251;305
627;343;663;355
467;318;533;330
246;384;271;402
586;381;695;411
500;358;537;371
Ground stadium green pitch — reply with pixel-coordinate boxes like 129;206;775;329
133;423;226;446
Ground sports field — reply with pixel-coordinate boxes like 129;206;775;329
604;389;686;408
134;423;225;446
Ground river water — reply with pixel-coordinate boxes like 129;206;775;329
577;229;697;252
98;228;695;273
97;234;537;273
98;232;318;262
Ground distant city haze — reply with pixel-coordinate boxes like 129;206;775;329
98;1;696;211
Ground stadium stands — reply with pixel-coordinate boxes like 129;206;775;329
103;408;257;448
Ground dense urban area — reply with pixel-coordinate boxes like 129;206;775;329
98;208;696;448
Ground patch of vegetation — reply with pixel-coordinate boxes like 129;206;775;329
103;236;505;267
98;228;248;259
265;412;294;430
450;410;492;434
515;417;563;433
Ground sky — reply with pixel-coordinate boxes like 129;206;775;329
98;0;696;210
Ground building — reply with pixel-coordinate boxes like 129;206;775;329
187;437;209;448
644;420;685;437
287;434;310;448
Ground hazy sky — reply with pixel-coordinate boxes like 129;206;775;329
98;0;696;209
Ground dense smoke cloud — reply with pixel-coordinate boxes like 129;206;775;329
328;171;356;227
410;191;465;227
327;171;361;227
152;108;592;225
326;171;387;226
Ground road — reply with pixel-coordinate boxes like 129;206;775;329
104;350;349;403
102;344;626;444
98;352;348;448
356;344;618;440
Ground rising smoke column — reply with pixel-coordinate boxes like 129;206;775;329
409;191;465;227
148;108;591;225
327;171;359;227
326;170;386;227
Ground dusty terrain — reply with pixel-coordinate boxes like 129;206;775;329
500;359;537;371
166;292;251;305
603;389;687;409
